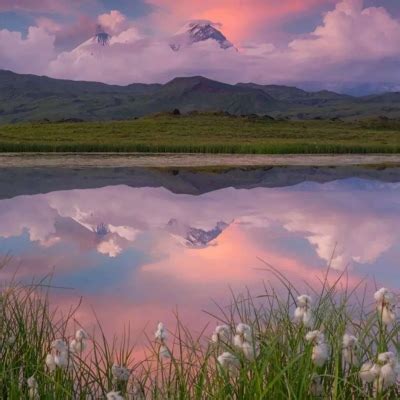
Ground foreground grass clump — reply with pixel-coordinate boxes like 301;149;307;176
1;264;400;399
0;114;400;154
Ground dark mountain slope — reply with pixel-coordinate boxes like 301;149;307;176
142;76;280;115
1;70;400;123
0;70;161;96
237;82;351;105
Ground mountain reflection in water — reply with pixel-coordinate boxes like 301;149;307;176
0;177;399;343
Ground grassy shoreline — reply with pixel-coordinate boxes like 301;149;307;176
0;114;399;154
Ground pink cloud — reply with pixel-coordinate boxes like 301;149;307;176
145;0;335;42
37;15;97;49
143;224;353;287
98;10;130;35
0;0;92;14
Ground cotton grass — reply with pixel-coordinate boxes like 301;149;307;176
1;260;400;399
374;287;397;326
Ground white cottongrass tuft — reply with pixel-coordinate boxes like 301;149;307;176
305;330;325;344
47;338;70;371
106;392;124;400
70;338;86;354
312;342;330;367
217;351;240;376
374;288;396;304
377;351;398;365
75;328;88;341
51;339;68;353
233;323;259;361
233;334;243;348
235;323;252;342
111;364;130;382
374;288;397;325
359;361;380;384
54;351;69;369
375;352;400;392
27;376;39;400
211;324;231;344
305;330;329;367
241;341;260;362
342;333;358;366
155;322;171;359
309;373;323;397
233;323;251;348
70;329;88;353
27;376;38;388
294;294;313;327
155;322;167;342
45;353;57;372
49;339;70;369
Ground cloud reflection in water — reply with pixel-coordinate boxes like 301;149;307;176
0;178;399;341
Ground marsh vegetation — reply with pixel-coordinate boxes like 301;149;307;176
1;260;400;399
0;114;399;154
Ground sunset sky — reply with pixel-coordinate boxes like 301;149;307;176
0;0;400;85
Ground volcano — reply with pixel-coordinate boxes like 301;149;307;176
169;20;234;51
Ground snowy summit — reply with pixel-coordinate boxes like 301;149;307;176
169;20;234;51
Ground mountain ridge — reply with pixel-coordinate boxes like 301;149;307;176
1;69;400;123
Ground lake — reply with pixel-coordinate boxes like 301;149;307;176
1;162;400;348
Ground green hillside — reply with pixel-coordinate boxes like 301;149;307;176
1;70;400;123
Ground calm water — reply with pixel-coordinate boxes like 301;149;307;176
1;167;400;343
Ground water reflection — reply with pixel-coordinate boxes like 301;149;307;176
0;178;399;341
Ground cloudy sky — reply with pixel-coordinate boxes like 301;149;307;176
0;0;400;85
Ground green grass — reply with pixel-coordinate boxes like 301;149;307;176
1;258;400;399
0;114;399;154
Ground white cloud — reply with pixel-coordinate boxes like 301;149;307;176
110;28;143;45
0;27;55;74
283;209;395;270
289;0;400;62
97;238;122;258
0;196;58;245
109;225;139;241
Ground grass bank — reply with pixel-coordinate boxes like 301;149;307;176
0;114;399;154
1;260;400;399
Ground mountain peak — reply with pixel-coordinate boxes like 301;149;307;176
166;76;223;87
164;75;230;89
166;219;230;248
169;20;234;51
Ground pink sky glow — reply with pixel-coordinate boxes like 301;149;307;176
0;0;399;84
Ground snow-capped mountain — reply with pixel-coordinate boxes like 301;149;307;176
169;20;234;51
166;219;230;248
